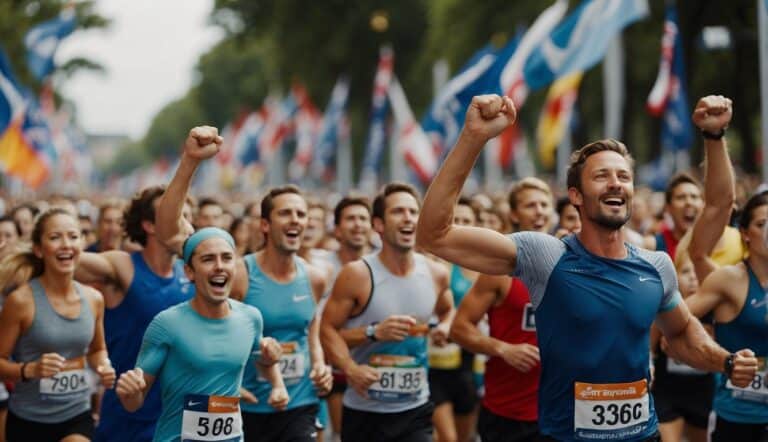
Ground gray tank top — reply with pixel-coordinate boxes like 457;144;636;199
10;278;94;423
343;253;436;413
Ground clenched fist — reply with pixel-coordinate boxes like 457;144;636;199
692;95;732;134
183;126;223;162
463;95;517;142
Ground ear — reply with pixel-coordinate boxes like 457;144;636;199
184;263;195;282
508;210;519;225
568;187;583;208
141;219;155;236
33;243;43;259
260;217;270;235
372;217;384;234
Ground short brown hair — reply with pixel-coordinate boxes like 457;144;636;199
124;186;165;246
98;198;125;221
260;185;303;222
566;139;634;193
334;196;371;226
372;182;421;220
508;177;552;210
664;173;701;204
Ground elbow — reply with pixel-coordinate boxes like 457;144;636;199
415;224;447;254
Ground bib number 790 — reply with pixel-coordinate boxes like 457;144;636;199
591;403;644;426
196;417;234;437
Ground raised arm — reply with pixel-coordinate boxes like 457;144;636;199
416;95;519;275
686;96;734;281
155;126;223;253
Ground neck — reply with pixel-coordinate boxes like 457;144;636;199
190;296;230;319
298;246;312;261
258;243;296;282
338;244;366;265
577;222;627;259
142;238;176;277
378;243;415;276
39;270;76;297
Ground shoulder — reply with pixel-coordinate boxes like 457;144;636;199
232;300;264;322
304;260;329;286
424;256;450;284
79;284;104;310
4;284;35;314
705;261;748;288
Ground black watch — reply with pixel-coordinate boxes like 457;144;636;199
702;128;726;140
365;322;378;341
723;353;735;377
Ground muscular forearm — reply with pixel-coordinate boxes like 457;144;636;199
450;321;503;358
417;131;486;250
156;155;198;243
665;316;728;373
321;325;357;372
0;359;25;382
119;390;146;413
340;327;369;349
703;137;734;210
256;362;285;389
308;320;325;367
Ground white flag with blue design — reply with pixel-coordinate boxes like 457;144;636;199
523;0;648;91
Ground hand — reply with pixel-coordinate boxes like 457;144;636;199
239;387;258;404
96;362;116;389
430;322;450;347
345;363;380;398
463;95;517;142
375;315;417;342
34;353;66;378
115;367;147;400
259;337;282;366
183;126;223;162
692;95;732;133
310;363;333;396
267;385;289;410
728;349;758;388
498;342;540;373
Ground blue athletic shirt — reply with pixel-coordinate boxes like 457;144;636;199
137;300;263;442
95;252;194;442
240;254;318;413
713;262;768;423
512;233;681;441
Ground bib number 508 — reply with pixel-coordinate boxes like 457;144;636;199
591;403;643;426
196;417;234;437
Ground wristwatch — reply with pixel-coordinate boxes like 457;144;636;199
723;353;735;377
702;128;726;140
365;322;378;341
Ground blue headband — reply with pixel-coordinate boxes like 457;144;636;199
182;227;236;264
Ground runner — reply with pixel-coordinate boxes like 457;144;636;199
154;127;333;442
417;94;758;441
114;227;286;442
0;216;20;259
321;182;454;442
0;208;116;441
75;186;196;442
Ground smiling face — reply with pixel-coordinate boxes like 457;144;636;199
569;150;634;231
336;204;371;251
453;204;476;226
97;207;124;251
0;219;20;256
512;188;552;232
559;203;582;234
262;193;308;254
374;191;419;253
34;213;83;276
185;237;236;305
302;207;326;250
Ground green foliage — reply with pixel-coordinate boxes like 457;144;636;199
142;91;206;160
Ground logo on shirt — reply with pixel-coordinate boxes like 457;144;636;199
293;294;310;303
638;277;657;283
188;400;201;407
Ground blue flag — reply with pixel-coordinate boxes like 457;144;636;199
24;9;77;80
523;0;648;91
359;46;394;182
313;77;350;180
660;6;693;151
422;34;522;159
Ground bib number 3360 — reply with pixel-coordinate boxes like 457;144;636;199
181;394;242;442
574;380;650;440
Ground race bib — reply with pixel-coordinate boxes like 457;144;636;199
666;358;706;375
258;341;306;383
367;354;426;402
428;343;461;370
39;356;89;402
574;380;650;440
726;357;768;403
181;394;242;442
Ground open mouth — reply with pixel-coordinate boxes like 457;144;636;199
399;226;415;237
56;251;75;264
285;229;301;240
209;275;228;290
601;197;626;207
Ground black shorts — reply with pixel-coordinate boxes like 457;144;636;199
6;409;93;442
539;432;660;442
711;415;768;442
652;388;712;428
342;402;434;442
428;368;478;415
242;403;319;442
478;406;539;442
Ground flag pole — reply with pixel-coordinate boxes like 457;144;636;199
603;36;625;139
760;0;768;181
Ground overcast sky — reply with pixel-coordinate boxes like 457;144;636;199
57;0;223;139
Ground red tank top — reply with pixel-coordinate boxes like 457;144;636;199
483;277;539;421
